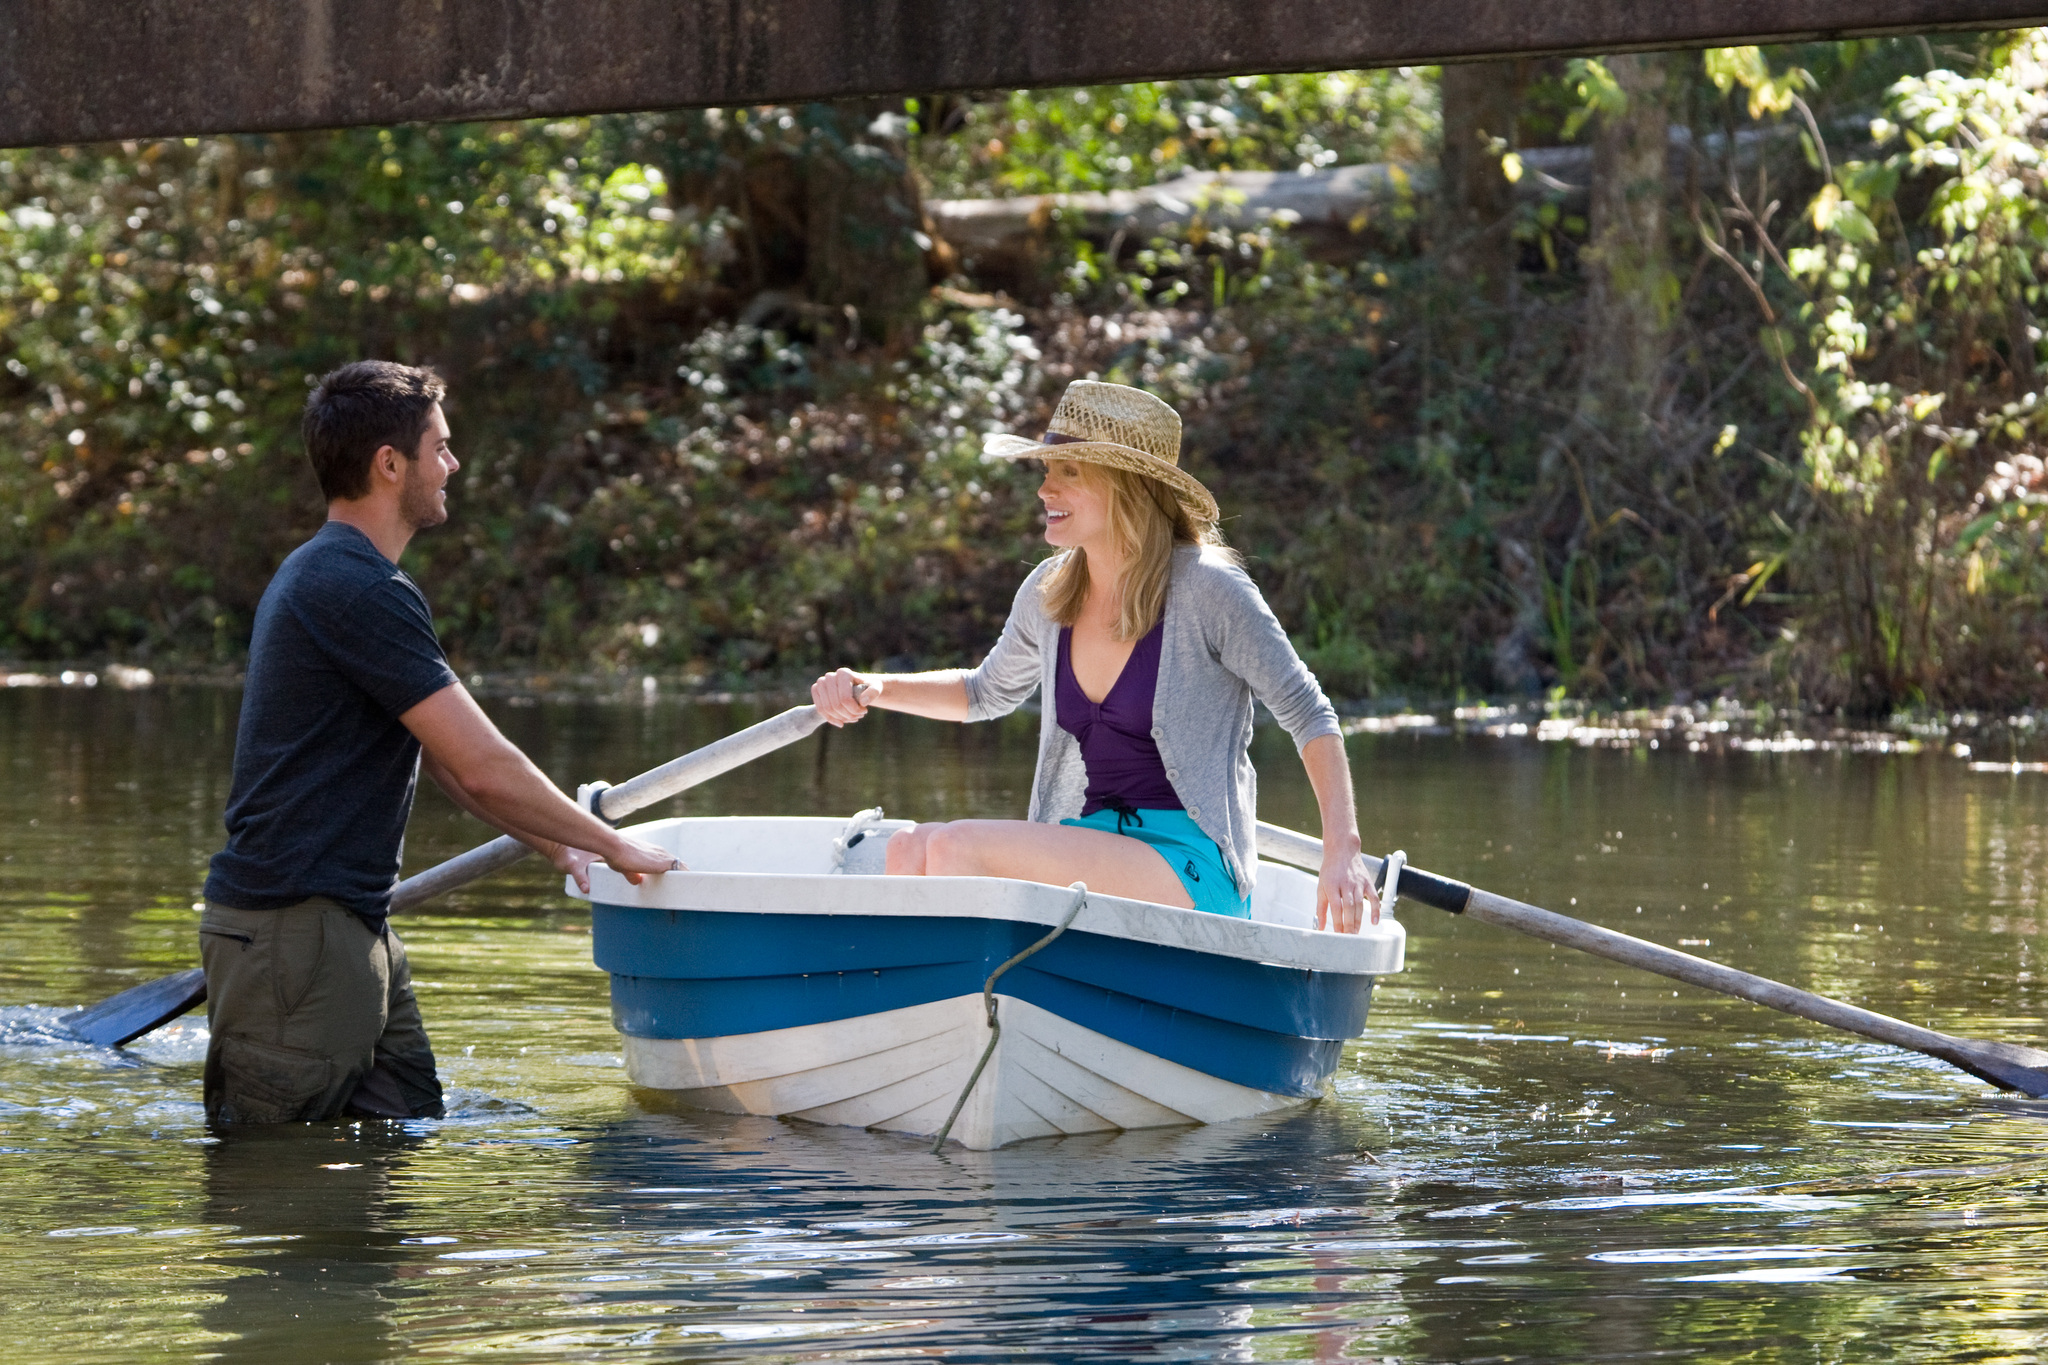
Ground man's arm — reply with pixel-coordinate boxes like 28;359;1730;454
420;745;527;836
401;683;677;882
419;747;604;889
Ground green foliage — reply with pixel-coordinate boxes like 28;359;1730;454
1081;240;1521;700
916;73;1436;198
1560;58;1630;138
11;35;2048;716
1704;46;1816;120
455;305;1052;675
1741;32;2048;709
0;118;731;660
0;112;987;670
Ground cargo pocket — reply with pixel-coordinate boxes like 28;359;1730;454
270;910;328;1019
215;1035;338;1124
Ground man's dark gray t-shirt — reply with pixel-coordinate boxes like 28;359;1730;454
205;521;457;920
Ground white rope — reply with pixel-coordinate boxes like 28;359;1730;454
829;807;887;873
930;882;1089;1153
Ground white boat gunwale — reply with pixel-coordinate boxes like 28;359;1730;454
574;816;1406;979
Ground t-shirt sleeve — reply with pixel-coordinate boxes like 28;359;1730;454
295;574;459;719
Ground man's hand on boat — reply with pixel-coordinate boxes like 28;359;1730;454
1317;836;1380;934
546;838;681;892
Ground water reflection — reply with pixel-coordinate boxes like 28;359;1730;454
2;685;2047;1362
200;1125;426;1363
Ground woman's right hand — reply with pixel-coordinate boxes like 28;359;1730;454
812;668;878;727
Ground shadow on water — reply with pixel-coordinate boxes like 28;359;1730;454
4;685;2048;1362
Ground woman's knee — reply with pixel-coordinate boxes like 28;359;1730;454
885;823;932;875
922;823;962;875
922;821;994;877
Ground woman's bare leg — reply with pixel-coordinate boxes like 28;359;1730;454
899;819;1191;908
885;823;936;875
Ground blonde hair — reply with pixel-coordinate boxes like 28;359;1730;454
1040;464;1233;639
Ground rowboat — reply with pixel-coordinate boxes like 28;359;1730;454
570;813;1406;1149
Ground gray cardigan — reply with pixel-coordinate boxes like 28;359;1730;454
961;545;1342;891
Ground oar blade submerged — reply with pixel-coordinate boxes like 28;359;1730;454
61;968;207;1048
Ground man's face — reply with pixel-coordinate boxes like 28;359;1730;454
398;403;457;531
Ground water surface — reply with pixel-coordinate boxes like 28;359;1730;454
3;685;2045;1363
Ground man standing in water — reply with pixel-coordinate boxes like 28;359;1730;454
200;361;676;1124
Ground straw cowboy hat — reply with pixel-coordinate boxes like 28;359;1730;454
983;380;1220;525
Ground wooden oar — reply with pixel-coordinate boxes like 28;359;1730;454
61;703;833;1048
1256;821;2048;1097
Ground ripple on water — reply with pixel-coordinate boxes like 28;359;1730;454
1670;1263;1867;1283
0;1006;92;1049
124;1020;209;1066
1589;1243;1851;1263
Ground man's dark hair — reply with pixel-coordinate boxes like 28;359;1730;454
302;361;448;502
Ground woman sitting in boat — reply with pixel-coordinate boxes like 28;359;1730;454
811;380;1378;933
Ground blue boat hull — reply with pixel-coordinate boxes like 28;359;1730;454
570;816;1406;1147
596;906;1377;1098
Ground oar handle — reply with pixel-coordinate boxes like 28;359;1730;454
595;703;827;822
1255;821;1472;912
389;834;532;913
1254;819;2039;1091
387;703;828;915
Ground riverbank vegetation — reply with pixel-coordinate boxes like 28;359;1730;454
5;34;2048;713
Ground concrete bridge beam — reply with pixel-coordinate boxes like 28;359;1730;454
2;0;2044;148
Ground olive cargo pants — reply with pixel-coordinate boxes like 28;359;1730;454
200;898;444;1124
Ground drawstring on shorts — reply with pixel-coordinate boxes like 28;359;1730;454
1102;797;1143;836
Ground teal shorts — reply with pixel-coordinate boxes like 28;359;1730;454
1060;807;1250;919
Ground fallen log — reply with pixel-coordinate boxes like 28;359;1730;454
927;147;1593;272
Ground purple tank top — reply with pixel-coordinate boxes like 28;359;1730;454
1056;617;1183;817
